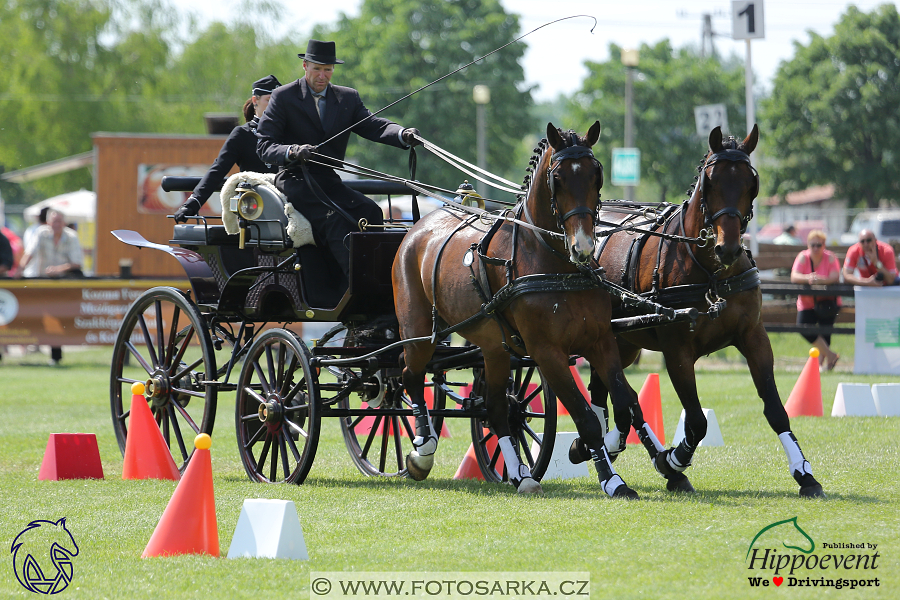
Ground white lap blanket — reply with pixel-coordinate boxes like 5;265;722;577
220;171;315;247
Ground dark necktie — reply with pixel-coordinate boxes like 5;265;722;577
312;92;326;124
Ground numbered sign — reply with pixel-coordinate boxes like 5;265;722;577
732;1;765;40
694;104;729;137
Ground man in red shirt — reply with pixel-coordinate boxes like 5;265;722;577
842;229;897;286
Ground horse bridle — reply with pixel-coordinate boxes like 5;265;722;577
546;145;604;231
698;148;759;234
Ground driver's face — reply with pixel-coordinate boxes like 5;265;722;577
304;61;334;94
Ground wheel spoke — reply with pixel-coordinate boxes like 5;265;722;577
392;416;404;472
243;386;267;406
283;425;302;460
518;367;535;401
169;386;206;399
124;341;154;375
172;356;203;382
360;414;383;459
164;305;181;367
279;435;291;480
170;326;196;374
168;407;189;461
265;345;277;392
253;359;272;396
517;430;536;468
378;421;391;473
280;354;299;397
170;400;201;435
269;434;279;481
285;419;308;439
155;300;165;368
138;313;159;369
244;422;267;448
256;435;272;474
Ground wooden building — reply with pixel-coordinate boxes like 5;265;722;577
92;133;231;277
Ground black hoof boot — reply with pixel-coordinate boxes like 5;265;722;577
665;472;696;493
568;437;591;465
611;485;640;500
796;473;826;499
654;449;679;478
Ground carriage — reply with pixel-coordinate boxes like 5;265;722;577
109;173;563;484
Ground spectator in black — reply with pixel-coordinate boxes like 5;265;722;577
173;75;282;223
0;228;12;276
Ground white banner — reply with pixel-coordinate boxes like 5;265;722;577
854;286;900;374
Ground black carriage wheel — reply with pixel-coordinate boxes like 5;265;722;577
110;287;217;472
340;376;446;478
235;328;320;484
470;363;557;483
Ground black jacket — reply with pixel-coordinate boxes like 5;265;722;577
192;117;277;206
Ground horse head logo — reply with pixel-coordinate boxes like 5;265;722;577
746;516;815;560
11;518;79;594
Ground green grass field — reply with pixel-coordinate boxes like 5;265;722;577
1;335;898;599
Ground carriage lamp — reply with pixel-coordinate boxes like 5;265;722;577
229;183;264;249
454;180;485;210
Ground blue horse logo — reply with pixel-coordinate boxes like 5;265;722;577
11;518;79;594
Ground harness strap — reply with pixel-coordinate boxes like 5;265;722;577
300;163;362;229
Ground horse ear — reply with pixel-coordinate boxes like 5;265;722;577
708;126;723;153
586;121;601;147
546;122;563;148
740;124;759;155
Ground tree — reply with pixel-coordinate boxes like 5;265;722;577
762;4;900;208
566;41;747;203
317;0;534;201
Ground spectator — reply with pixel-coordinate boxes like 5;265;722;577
773;224;802;245
842;228;897;286
791;230;841;371
19;209;84;366
21;207;49;278
0;228;12;276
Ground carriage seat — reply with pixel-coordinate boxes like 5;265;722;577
219;171;316;251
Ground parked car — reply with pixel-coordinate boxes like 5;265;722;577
840;211;900;245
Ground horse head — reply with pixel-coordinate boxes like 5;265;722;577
528;121;604;265
699;124;759;268
12;518;79;593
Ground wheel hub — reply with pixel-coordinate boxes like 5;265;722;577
145;373;171;408
258;395;284;427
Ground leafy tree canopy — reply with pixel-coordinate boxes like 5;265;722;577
566;40;747;204
761;4;900;208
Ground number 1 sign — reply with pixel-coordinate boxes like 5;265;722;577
732;1;765;40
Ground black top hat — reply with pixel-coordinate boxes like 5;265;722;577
252;74;281;96
298;39;344;65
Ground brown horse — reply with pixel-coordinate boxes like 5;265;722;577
392;122;647;498
574;125;824;498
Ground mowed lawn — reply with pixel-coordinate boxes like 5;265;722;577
1;336;898;599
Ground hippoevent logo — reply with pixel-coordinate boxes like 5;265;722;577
10;518;79;594
745;517;880;590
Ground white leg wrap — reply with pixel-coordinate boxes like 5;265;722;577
666;450;689;473
498;436;532;482
779;432;813;477
412;407;439;456
641;423;666;453
601;474;625;497
604;426;626;456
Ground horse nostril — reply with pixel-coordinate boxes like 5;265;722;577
715;244;725;258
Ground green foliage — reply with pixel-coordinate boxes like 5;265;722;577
761;4;900;208
567;41;747;203
319;0;534;200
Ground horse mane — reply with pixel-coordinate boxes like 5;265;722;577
521;128;586;199
686;135;740;198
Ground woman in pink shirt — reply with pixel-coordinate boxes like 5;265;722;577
790;230;841;371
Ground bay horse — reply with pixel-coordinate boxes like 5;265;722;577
393;122;652;498
572;125;824;498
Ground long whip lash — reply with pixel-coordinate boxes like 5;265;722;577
318;14;598;148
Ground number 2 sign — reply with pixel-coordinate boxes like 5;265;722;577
732;1;765;40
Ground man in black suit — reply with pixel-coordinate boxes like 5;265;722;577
257;39;419;283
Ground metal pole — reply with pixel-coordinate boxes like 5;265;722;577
476;102;487;198
745;38;758;255
624;66;635;202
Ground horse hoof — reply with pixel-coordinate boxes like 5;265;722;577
516;477;544;495
568;437;591;465
611;485;640;500
800;484;826;499
665;473;696;493
405;451;434;482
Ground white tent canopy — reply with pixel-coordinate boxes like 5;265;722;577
23;189;96;224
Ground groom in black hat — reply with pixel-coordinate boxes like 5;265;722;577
257;39;420;284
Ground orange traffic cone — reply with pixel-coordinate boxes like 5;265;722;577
626;373;666;445
142;434;218;558
122;382;180;481
785;349;823;417
453;431;500;481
